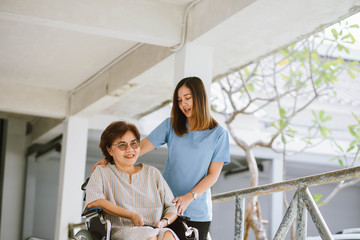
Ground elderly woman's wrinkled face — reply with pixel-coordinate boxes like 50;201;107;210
107;130;140;167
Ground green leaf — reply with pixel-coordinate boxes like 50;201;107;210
244;68;250;76
349;33;355;43
331;29;338;39
301;137;313;145
319;126;331;138
347;70;356;79
351;67;360;72
320;126;327;137
334;142;344;153
313;193;323;202
349;24;359;28
341;33;355;44
314;77;322;86
352;113;360;123
322;116;333;122
279;108;286;118
346;144;355;153
281;74;290;80
349;61;359;66
312;52;321;65
348;125;359;138
338;159;345;168
247;83;254;91
312;110;318;119
278;119;287;129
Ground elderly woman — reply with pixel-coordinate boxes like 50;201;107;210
86;121;178;240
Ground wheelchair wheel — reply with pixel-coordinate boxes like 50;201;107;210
74;229;93;240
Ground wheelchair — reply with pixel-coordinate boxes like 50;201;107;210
73;178;199;240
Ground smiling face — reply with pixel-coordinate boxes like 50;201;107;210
177;85;193;119
106;130;140;169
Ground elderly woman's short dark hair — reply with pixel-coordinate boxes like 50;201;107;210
99;121;140;164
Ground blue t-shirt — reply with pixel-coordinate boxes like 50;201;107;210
147;117;230;221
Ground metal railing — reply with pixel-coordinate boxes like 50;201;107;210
211;166;360;240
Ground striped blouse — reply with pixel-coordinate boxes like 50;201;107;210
86;163;179;240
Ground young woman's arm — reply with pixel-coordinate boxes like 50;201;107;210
87;199;144;226
139;137;155;156
91;137;156;173
172;162;224;215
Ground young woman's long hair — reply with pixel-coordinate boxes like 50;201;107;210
171;76;218;136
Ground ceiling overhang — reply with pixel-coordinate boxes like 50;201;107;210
1;0;359;143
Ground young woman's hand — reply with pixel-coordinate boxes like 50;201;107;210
172;193;194;216
91;158;108;173
130;212;144;226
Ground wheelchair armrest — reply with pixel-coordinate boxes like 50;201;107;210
177;215;191;222
82;206;111;239
82;207;103;218
177;215;199;240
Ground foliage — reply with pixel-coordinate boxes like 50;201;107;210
211;17;360;240
328;113;360;167
212;19;360;156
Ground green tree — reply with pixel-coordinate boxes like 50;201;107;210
212;19;359;240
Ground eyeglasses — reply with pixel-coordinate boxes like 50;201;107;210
112;140;140;151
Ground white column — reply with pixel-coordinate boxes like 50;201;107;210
22;154;37;239
174;42;215;237
0;119;27;240
54;116;88;240
271;158;284;238
174;42;213;95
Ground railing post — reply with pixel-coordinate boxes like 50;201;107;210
234;195;245;240
274;190;299;240
301;188;334;240
296;186;307;240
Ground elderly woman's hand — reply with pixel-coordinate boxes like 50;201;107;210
155;219;166;229
172;193;194;216
130;212;144;226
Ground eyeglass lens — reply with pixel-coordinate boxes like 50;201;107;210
116;140;140;151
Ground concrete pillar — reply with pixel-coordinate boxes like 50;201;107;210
174;42;213;95
54;116;88;240
0;119;27;240
271;158;284;238
22;154;37;239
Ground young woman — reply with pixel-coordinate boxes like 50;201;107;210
93;76;230;240
86;121;178;240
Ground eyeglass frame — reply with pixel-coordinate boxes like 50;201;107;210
112;139;140;151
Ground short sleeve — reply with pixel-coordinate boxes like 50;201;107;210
85;166;106;205
153;167;176;215
147;118;171;149
211;127;231;165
